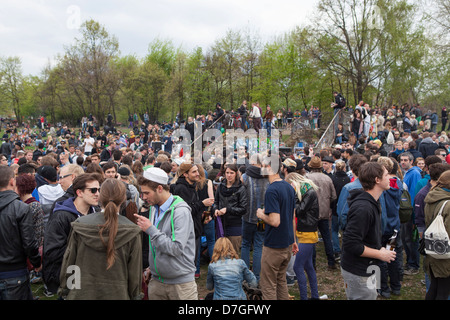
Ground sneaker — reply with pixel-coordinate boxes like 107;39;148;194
195;273;200;279
334;253;341;262
286;276;297;287
391;289;401;296
30;271;42;284
404;268;419;275
43;288;54;298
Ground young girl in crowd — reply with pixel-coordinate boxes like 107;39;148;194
206;237;257;300
285;172;320;300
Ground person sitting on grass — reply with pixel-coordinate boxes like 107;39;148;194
206;237;257;300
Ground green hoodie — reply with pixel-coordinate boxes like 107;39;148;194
424;187;450;278
58;212;142;300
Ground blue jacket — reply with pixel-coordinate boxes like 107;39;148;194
337;178;387;234
403;166;422;205
206;257;257;300
383;177;403;239
415;174;430;196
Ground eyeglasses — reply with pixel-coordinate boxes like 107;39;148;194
57;173;72;180
85;187;100;194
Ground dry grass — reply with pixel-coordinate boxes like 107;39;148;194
196;240;427;301
32;239;427;301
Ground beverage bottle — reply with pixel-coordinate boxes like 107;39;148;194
386;229;398;251
202;206;211;223
257;203;265;232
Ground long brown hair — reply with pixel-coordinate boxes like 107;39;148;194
196;164;207;191
210;237;239;263
98;178;126;270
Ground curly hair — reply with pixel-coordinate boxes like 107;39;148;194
15;174;36;196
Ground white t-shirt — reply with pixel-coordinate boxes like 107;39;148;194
84;137;95;153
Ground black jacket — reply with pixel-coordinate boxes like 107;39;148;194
0;141;12;157
42;197;97;293
418;137;438;159
331;171;351;216
295;188;319;233
170;177;205;238
341;189;382;277
32;149;44;162
0;190;41;273
213;179;248;231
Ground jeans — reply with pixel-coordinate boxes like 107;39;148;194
265;120;272;136
0;270;33;300
241;220;264;282
316;219;335;267
331;214;341;254
401;220;420;270
293;243;319;300
196;220;216;274
379;235;404;295
333;108;341;134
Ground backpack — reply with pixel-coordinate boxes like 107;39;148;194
121;182;138;223
399;188;413;224
424;200;450;259
338;95;346;108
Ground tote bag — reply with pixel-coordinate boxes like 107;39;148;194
424;200;450;259
215;216;225;239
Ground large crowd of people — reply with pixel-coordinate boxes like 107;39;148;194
0;98;449;301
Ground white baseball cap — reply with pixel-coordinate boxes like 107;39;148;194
143;167;169;185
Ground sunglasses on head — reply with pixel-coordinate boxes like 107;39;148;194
85;187;100;194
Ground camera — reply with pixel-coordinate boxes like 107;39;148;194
425;238;450;255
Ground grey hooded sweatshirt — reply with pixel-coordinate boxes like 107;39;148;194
145;197;196;285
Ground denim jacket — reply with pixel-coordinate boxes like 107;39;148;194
206;257;257;300
337;178;387;233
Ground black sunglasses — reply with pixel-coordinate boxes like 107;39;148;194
57;173;72;180
85;187;100;194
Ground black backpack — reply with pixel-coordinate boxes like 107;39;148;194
399;188;413;223
338;94;346;108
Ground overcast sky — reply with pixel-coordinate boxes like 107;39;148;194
0;0;318;76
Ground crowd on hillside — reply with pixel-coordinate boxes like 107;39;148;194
0;97;449;301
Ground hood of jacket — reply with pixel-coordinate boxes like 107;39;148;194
38;184;65;204
407;166;422;175
425;186;450;206
348;188;380;210
70;213;141;251
53;197;82;217
35;173;48;189
0;190;20;211
175;176;196;190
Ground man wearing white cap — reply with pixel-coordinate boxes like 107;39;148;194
134;167;198;300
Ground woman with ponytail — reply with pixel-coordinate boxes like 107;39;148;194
59;178;143;300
